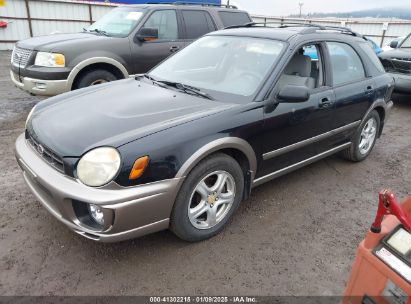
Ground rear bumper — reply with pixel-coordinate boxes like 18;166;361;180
10;70;69;96
390;73;411;93
15;133;183;242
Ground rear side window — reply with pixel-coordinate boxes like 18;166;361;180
182;10;216;40
327;42;365;86
218;11;251;28
358;41;386;73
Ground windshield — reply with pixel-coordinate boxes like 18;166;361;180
149;36;285;97
87;7;145;37
400;35;411;48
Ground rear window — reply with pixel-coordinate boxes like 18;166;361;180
358;41;386;73
182;10;216;39
218;11;251;28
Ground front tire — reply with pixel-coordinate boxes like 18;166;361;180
341;110;380;162
76;69;118;89
170;153;244;242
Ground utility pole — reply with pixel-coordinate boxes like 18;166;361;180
227;0;230;6
299;2;304;18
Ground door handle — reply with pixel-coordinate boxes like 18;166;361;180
170;46;180;53
319;97;333;108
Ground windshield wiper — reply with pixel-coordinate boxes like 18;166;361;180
140;74;168;89
88;29;109;36
157;80;214;100
139;75;213;100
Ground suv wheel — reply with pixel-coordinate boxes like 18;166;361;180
171;153;244;242
76;69;118;89
341;110;380;162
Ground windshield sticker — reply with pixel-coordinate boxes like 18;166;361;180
126;12;143;21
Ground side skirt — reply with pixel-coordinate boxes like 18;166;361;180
252;142;352;187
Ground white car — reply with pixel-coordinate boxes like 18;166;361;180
382;36;405;52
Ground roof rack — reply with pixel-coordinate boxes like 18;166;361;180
316;25;363;37
225;21;324;30
147;1;237;9
224;22;366;39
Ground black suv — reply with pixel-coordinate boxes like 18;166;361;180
15;24;394;242
379;33;411;93
10;3;251;96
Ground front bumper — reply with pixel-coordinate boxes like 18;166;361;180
389;73;411;93
10;70;69;96
15;133;184;242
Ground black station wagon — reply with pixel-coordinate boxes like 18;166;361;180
15;24;394;242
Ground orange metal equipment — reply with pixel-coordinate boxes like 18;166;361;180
344;190;411;304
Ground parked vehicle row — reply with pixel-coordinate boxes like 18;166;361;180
379;33;411;93
10;3;251;96
15;23;394;242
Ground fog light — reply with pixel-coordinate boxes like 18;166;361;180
88;204;104;225
35;82;47;90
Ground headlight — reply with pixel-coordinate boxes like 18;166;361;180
77;147;121;187
25;105;36;128
34;52;65;67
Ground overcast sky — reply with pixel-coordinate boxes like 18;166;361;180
224;0;411;16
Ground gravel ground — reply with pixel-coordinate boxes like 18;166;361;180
0;50;410;296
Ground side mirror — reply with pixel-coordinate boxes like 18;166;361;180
390;40;399;49
136;27;159;42
277;85;310;103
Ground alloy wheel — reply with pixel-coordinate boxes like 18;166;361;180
188;170;236;230
359;117;377;155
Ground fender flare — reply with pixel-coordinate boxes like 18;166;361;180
175;137;257;180
67;57;129;89
360;99;392;136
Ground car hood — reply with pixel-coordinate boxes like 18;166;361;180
379;48;411;60
27;78;234;157
17;33;108;52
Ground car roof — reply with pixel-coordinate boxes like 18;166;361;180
208;26;367;43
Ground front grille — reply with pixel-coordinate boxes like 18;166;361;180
12;47;32;67
381;58;411;74
27;132;64;173
391;58;411;73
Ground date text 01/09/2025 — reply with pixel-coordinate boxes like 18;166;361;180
149;296;257;303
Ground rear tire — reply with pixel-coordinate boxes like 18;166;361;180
76;69;118;89
170;153;244;242
341;110;380;162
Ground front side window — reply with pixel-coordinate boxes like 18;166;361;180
327;42;365;86
278;44;324;92
142;10;178;41
149;36;285;97
88;7;145;37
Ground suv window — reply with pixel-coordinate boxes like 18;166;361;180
142;10;178;40
182;10;216;39
358;41;385;73
218;11;251;28
327;42;365;86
